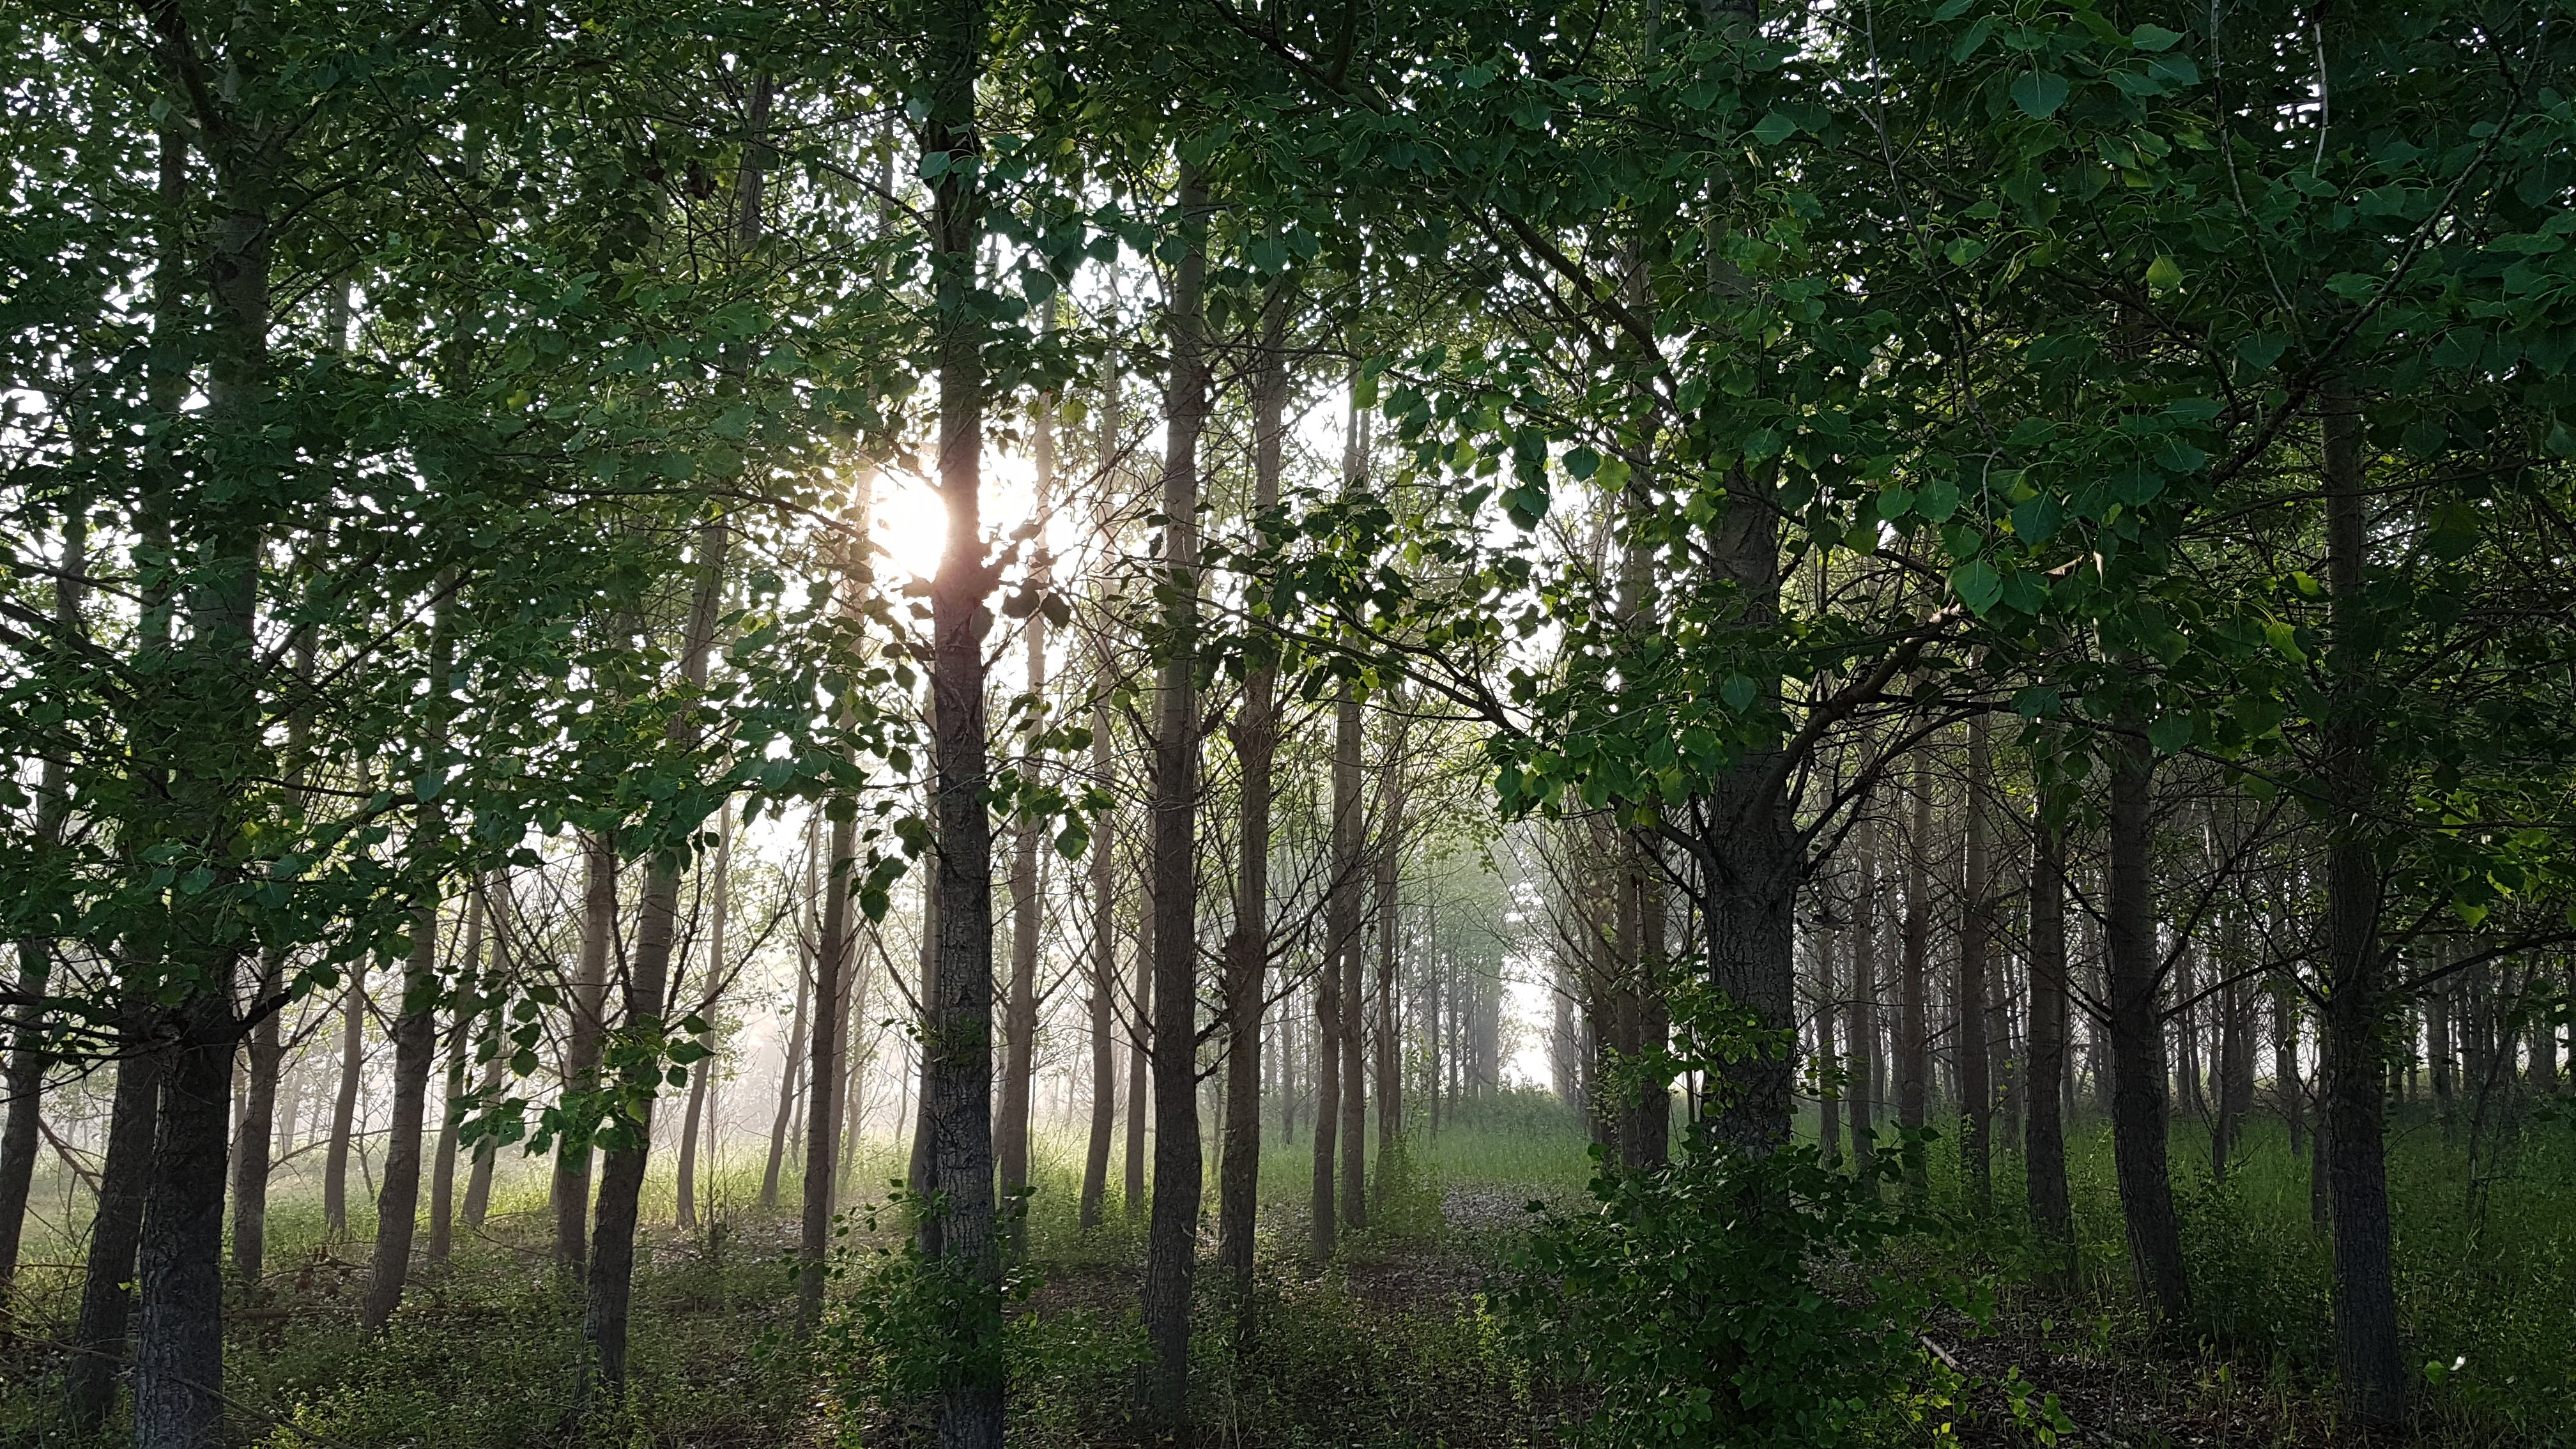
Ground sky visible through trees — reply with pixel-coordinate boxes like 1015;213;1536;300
4;0;2576;1446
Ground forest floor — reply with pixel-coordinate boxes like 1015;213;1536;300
0;1102;2568;1446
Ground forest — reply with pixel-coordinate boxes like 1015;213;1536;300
3;0;2575;1445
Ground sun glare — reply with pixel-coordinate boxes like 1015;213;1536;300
866;448;1047;585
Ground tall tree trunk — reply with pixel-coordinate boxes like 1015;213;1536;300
229;964;284;1284
2104;732;2189;1321
1816;929;1841;1166
1898;749;1933;1195
1848;814;1879;1181
587;520;726;1392
462;878;514;1232
797;807;849;1333
2318;385;2405;1422
0;519;82;1310
1316;679;1361;1257
919;14;1006;1438
135;995;236;1449
2025;809;2074;1276
428;884;487;1267
1960;716;1993;1213
998;386;1054;1233
1080;711;1117;1230
1217;316;1285;1290
364;585;456;1331
763;819;817;1210
1373;739;1405;1168
1124;878;1151;1220
555;834;617;1275
325;972;364;1239
678;812;731;1229
1140;158;1210;1429
65;1010;163;1429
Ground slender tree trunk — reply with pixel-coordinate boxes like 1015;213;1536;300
461;878;513;1234
134;995;235;1449
764;820;817;1210
998;389;1054;1233
585;521;726;1392
1316;680;1361;1257
2104;732;2189;1321
2319;385;2405;1423
2025;810;2074;1276
229;964;284;1284
1080;715;1117;1230
1124;880;1151;1219
66;1010;163;1428
1338;726;1369;1229
325;972;364;1239
429;885;487;1266
556;835;617;1273
1140;158;1210;1429
1849;815;1879;1181
797;789;852;1329
678;813;732;1230
1817;928;1841;1166
1960;716;1993;1213
1217;319;1285;1290
365;593;455;1329
1373;745;1404;1168
1898;750;1933;1195
918;19;1006;1438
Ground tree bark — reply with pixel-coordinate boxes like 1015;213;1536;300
763;820;816;1210
428;884;487;1266
998;386;1054;1233
2319;383;2405;1423
66;1011;163;1429
2025;809;2074;1276
1080;713;1117;1230
1848;814;1879;1181
2104;732;2189;1322
1960;716;1993;1214
1897;749;1933;1195
1140;158;1211;1429
325;971;364;1239
556;834;617;1275
1316;679;1362;1255
1216;317;1285;1290
919;12;1006;1436
586;521;726;1392
1124;878;1151;1220
134;996;234;1449
678;813;731;1229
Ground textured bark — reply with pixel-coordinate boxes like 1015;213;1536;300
364;760;450;1329
1317;680;1362;1255
1898;750;1933;1195
1140;158;1210;1429
1848;815;1879;1181
678;815;731;1230
2104;733;2189;1322
997;389;1053;1225
1372;747;1404;1166
1124;882;1151;1219
586;521;726;1393
66;1011;163;1429
2025;814;2074;1274
134;997;234;1449
324;972;363;1239
1217;324;1285;1291
461;880;512;1233
1959;716;1993;1213
429;886;487;1266
556;834;617;1274
763;821;816;1210
229;969;284;1283
1080;714;1117;1230
795;806;849;1334
2319;385;2405;1423
920;15;1006;1437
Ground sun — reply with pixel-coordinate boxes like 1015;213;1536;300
864;448;1048;586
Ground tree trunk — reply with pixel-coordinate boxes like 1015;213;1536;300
429;885;487;1266
2319;384;2405;1423
1080;711;1117;1231
66;1010;163;1429
1959;716;1993;1213
586;521;726;1392
1373;741;1405;1167
1217;318;1285;1290
1124;877;1151;1220
364;859;448;1326
229;965;284;1284
919;19;1006;1437
763;820;817;1211
556;834;617;1275
2104;732;2189;1322
1140;158;1210;1429
2025;810;2074;1275
1848;815;1879;1181
134;996;234;1449
1316;678;1361;1257
998;387;1054;1232
678;812;731;1230
325;971;364;1239
1897;749;1933;1195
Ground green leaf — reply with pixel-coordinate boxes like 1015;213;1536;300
1563;445;1601;480
1719;675;1758;712
2148;712;2195;754
2145;254;2184;292
1951;558;2003;615
2130;23;2184;50
1952;17;1998;61
1752;112;1798;146
2011;72;2071;120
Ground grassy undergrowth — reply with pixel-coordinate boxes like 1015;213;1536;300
2;1091;2570;1445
